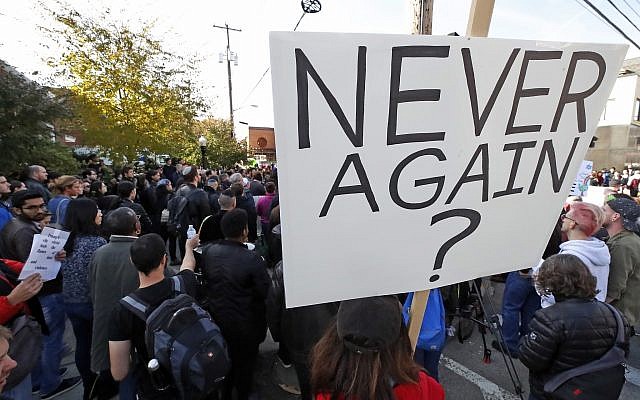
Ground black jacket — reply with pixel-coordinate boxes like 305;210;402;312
249;180;266;196
203;186;221;215
175;183;210;232
202;240;270;344
519;298;631;399
267;260;339;364
235;190;258;242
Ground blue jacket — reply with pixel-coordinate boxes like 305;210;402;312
0;203;11;232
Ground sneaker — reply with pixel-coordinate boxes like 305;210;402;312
491;340;518;359
40;376;82;400
446;325;456;337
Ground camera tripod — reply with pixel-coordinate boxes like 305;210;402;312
443;279;525;400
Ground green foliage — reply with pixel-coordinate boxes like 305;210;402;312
181;118;247;169
0;64;79;176
44;4;205;161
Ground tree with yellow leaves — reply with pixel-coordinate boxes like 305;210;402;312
45;4;205;161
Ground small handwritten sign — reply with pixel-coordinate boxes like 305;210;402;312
19;227;70;281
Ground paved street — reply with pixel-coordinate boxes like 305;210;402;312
48;279;639;400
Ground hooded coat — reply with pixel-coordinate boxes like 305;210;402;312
535;237;610;307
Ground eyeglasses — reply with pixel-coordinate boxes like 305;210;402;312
561;214;579;225
22;204;47;211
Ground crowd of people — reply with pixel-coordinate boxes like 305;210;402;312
0;157;637;400
587;166;640;197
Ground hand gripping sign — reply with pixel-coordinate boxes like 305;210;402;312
269;32;627;308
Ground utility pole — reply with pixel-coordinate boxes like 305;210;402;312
412;0;433;35
213;23;242;137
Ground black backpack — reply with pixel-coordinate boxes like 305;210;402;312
119;275;231;399
166;188;197;235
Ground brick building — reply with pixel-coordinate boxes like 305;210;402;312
248;126;277;164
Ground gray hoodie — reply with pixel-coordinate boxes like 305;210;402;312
536;237;610;307
559;238;610;301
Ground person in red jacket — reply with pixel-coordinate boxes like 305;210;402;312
0;260;42;326
0;259;44;399
311;296;445;400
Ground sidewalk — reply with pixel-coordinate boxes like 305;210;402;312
50;323;299;400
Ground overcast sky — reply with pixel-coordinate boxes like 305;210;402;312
1;0;639;129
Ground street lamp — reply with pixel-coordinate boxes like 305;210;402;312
198;135;207;169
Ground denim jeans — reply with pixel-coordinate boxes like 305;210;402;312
119;371;137;400
414;349;442;381
64;301;95;397
501;272;540;355
4;373;31;399
33;293;66;395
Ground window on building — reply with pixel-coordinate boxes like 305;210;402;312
635;98;640;122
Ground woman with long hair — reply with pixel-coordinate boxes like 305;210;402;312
61;198;107;399
47;175;82;226
88;180;111;213
311;296;444;400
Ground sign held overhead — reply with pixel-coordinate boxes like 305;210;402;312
270;32;626;307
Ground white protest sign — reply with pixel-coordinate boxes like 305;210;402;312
270;32;626;307
582;185;610;206
19;227;70;281
570;160;593;196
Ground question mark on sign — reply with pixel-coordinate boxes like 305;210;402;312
428;208;481;283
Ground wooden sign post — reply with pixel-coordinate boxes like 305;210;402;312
407;0;495;353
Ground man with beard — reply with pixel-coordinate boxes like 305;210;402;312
603;197;640;327
0;190;48;261
555;202;610;302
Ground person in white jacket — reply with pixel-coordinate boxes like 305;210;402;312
536;202;610;307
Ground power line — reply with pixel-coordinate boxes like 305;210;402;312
581;0;640;50
606;0;640;35
236;12;309;109
621;0;640;21
572;0;612;27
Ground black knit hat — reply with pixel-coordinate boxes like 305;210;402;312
607;198;640;233
336;296;402;354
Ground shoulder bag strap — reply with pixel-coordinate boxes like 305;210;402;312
54;198;69;223
119;293;149;322
544;302;626;393
602;302;625;344
170;275;186;296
